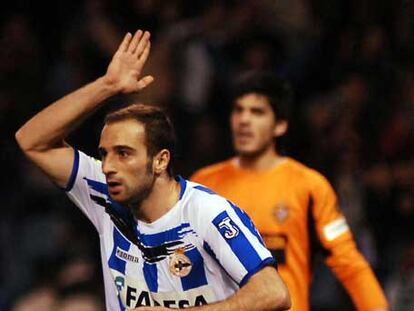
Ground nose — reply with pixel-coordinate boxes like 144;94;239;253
102;155;116;176
238;110;251;125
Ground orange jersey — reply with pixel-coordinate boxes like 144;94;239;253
191;157;388;311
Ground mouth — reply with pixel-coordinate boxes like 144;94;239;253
235;131;254;142
107;180;123;194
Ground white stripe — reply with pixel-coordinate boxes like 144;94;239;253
323;217;349;241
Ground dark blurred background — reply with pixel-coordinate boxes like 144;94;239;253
1;0;413;310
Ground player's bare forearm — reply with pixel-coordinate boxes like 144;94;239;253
134;266;291;311
15;29;154;187
16;77;119;153
203;266;290;311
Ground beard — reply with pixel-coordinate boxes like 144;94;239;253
125;160;156;216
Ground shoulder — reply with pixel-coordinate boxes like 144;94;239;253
65;150;106;192
183;180;233;221
190;159;235;183
283;158;332;188
186;180;230;210
77;149;102;171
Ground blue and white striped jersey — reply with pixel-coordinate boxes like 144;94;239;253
65;150;276;311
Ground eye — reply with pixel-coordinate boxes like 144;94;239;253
232;105;243;114
98;148;107;159
251;108;265;115
118;150;129;158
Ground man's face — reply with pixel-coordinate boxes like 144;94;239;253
99;119;155;205
230;93;279;157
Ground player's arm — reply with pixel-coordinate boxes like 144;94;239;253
310;174;389;311
134;266;290;311
15;30;153;188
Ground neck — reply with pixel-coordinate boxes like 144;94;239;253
237;146;284;171
134;175;180;223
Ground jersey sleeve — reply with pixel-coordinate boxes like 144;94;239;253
309;172;388;310
191;188;276;287
64;149;108;234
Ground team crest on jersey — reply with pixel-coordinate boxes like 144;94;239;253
273;203;289;223
169;248;192;277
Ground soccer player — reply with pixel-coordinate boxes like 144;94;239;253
15;30;290;311
191;72;389;311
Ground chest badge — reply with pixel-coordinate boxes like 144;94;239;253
273;203;289;224
169;248;192;277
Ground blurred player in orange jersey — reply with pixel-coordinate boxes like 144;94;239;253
191;71;389;311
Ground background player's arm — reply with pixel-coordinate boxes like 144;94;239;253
15;30;153;188
311;174;389;311
134;266;291;311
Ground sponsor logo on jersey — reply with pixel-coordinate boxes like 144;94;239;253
218;217;240;239
273;203;289;223
116;247;139;263
112;272;216;309
169;248;192;277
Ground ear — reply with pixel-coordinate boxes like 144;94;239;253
273;120;288;138
153;149;171;175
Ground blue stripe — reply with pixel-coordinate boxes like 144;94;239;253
139;223;192;247
212;211;263;275
84;177;108;195
176;175;187;199
118;295;126;311
181;248;208;290
239;257;276;287
194;185;216;195
64;149;80;191
143;262;158;292
227;200;265;246
108;228;131;274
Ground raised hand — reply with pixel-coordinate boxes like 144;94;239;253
104;29;154;94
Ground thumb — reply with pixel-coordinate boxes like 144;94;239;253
137;75;155;91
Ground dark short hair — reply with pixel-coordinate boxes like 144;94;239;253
105;104;176;176
231;71;293;121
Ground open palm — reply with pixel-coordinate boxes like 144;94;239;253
105;30;154;94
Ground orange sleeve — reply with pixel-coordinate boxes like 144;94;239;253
310;173;388;311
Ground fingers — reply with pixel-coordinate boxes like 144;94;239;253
127;29;144;53
134;31;151;57
137;41;151;67
118;32;132;52
119;29;150;58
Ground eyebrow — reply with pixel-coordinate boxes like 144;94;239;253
98;145;136;153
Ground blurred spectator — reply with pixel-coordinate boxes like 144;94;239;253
11;286;56;311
